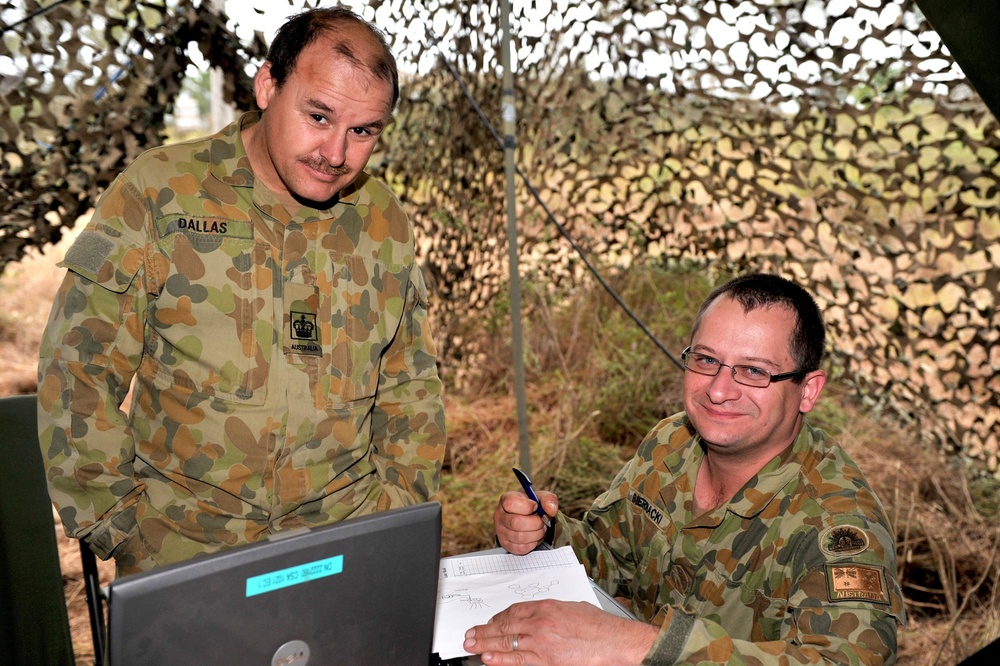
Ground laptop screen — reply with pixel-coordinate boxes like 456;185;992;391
106;502;442;666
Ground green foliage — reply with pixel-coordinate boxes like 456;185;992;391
969;476;1000;519
808;392;853;436
535;436;629;520
589;344;670;446
438;468;509;553
563;262;714;446
847;62;907;107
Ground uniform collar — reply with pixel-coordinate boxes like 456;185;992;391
206;112;257;188
722;422;826;520
686;420;827;526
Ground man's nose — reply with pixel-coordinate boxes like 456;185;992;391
707;366;741;401
319;133;347;167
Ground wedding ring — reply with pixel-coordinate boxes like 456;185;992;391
512;635;519;652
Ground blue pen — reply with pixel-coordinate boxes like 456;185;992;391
512;467;552;529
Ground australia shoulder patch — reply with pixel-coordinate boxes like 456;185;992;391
826;563;890;604
819;524;870;557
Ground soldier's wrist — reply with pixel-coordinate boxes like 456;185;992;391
642;606;695;665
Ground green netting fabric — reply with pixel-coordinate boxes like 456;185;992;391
1;0;997;468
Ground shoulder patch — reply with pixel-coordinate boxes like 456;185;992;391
819;525;870;557
63;230;115;276
826;564;890;605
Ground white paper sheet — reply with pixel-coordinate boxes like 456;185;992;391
432;547;602;660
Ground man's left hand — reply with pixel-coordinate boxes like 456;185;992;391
463;599;657;665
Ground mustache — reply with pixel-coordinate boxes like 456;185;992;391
300;157;351;177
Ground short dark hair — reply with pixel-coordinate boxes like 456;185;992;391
265;6;399;109
690;273;826;381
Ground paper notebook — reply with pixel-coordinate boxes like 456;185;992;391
433;546;601;660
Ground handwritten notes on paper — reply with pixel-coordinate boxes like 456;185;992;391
432;547;602;660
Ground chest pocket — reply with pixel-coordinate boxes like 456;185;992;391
680;517;789;636
147;232;272;405
283;252;407;406
616;490;680;617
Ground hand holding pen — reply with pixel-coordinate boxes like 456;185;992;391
494;468;558;555
512;467;552;528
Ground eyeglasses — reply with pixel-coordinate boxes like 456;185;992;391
680;347;805;388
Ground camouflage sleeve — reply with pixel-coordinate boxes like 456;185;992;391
369;262;446;509
560;502;903;666
643;517;904;665
37;174;151;560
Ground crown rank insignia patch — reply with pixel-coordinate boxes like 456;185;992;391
285;282;321;356
826;564;890;604
290;311;321;355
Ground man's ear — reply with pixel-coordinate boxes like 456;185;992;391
798;370;826;414
254;62;276;110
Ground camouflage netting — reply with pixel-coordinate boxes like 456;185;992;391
1;0;998;472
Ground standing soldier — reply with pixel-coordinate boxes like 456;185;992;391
38;7;446;575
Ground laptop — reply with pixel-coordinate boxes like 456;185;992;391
106;502;442;666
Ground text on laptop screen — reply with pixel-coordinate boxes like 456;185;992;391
245;554;344;597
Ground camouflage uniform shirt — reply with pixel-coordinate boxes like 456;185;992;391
555;413;905;665
38;113;446;570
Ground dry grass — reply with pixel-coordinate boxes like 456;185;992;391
2;240;997;665
0;239;73;396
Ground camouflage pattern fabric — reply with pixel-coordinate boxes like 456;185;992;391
37;113;446;573
553;413;905;665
